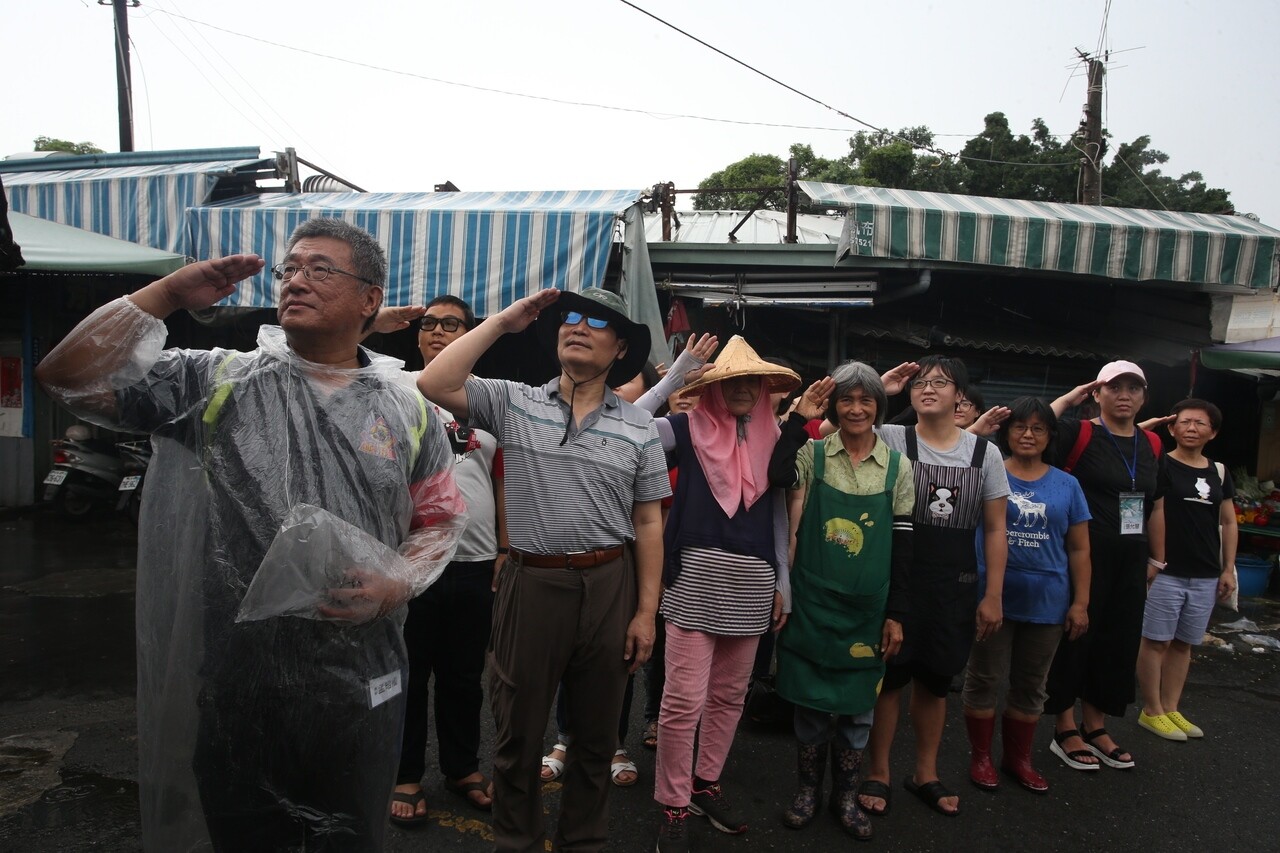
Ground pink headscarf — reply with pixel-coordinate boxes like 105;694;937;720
689;378;781;517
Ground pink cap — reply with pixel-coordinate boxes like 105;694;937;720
1096;360;1146;385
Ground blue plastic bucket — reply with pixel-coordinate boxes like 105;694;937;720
1238;555;1274;597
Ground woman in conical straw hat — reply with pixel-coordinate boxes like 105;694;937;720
648;334;804;846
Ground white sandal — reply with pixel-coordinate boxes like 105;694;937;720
610;748;638;787
541;743;567;782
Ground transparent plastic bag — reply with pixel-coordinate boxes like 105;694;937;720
238;503;414;624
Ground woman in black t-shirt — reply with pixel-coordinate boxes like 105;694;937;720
1043;361;1164;772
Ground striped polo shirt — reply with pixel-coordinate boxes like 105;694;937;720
464;376;670;554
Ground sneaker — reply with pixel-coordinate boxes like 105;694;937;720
655;806;690;853
688;782;748;834
1138;711;1188;741
1165;711;1204;738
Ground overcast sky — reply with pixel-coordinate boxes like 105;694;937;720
5;0;1277;225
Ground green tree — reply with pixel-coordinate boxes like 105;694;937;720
695;114;1231;214
694;153;786;211
1101;136;1233;214
33;136;104;155
694;144;857;210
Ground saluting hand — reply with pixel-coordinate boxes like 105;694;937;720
683;331;719;365
160;254;265;312
879;362;920;395
371;305;427;334
496;289;560;334
795;376;835;421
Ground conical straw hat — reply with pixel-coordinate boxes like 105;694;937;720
679;335;801;398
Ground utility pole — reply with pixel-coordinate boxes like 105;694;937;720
101;0;139;152
1076;50;1105;205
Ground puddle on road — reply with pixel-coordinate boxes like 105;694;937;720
6;568;136;598
25;770;140;829
0;731;77;815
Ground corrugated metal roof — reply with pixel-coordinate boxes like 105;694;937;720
643;210;844;244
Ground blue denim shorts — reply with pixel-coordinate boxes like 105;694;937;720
1141;573;1218;644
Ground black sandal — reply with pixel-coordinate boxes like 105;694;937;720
903;776;959;817
855;779;892;816
1049;728;1100;771
1081;727;1135;770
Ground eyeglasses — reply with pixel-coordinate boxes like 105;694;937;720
419;316;464;332
562;311;610;330
909;378;955;390
955;400;975;412
271;262;375;287
1010;423;1049;437
1174;419;1211;429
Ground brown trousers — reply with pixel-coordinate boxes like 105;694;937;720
488;550;636;852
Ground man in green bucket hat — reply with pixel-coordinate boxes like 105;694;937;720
419;286;669;852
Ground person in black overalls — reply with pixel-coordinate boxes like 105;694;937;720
857;356;1011;818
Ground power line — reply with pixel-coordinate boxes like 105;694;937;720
146;5;1075;170
615;0;1079;169
135;8;282;148
151;0;343;175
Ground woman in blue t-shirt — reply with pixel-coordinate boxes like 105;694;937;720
963;397;1092;793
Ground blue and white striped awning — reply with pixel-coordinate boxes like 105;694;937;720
802;182;1280;290
3;158;272;255
185;190;644;315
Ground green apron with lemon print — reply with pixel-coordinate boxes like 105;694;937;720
777;439;899;715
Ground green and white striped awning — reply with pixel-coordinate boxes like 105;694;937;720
802;182;1280;290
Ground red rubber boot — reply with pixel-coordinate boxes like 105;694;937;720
1001;715;1049;794
965;713;999;790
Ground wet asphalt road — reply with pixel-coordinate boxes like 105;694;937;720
2;509;1279;852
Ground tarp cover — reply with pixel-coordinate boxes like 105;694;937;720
803;181;1280;289
4;158;271;255
1200;336;1280;369
37;296;466;850
184;189;644;315
5;212;185;276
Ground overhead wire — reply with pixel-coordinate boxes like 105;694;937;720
134;6;282;149
151;0;344;176
127;34;155;149
614;0;1078;168
150;5;1072;169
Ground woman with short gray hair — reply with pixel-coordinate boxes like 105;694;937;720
767;362;914;840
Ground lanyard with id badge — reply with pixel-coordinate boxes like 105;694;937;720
1098;418;1145;535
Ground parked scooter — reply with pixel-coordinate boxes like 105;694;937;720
42;424;124;520
115;438;153;525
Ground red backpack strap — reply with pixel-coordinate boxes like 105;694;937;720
1143;429;1163;459
1062;419;1093;474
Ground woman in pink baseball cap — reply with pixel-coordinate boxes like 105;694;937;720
1041;361;1165;773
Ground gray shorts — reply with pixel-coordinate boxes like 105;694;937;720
1142;573;1218;644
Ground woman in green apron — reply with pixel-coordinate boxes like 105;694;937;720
768;361;915;840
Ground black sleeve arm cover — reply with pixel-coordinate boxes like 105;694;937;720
768;411;813;489
885;519;913;623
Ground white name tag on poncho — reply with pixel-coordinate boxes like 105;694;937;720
368;671;403;709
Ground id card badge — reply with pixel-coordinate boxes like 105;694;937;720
1118;492;1145;536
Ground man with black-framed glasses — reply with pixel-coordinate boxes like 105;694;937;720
35;217;466;851
383;293;508;826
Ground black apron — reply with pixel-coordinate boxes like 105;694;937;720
898;427;989;677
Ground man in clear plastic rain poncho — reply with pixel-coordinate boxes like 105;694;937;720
35;218;466;852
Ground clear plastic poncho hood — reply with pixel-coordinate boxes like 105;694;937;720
39;298;466;851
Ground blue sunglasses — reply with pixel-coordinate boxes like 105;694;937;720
562;310;610;330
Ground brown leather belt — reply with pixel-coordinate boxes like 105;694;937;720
510;545;624;569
